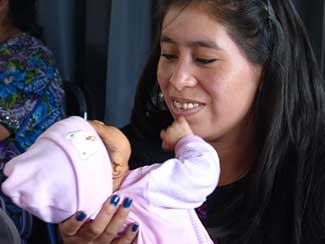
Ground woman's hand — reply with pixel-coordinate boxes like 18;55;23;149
59;195;138;244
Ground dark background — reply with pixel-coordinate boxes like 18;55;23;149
38;0;325;127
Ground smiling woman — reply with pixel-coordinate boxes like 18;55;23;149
57;0;325;243
157;4;262;150
127;0;325;243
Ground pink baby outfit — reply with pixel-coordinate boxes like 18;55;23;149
115;135;220;244
1;116;112;223
2;116;220;244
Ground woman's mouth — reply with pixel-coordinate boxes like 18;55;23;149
171;99;205;116
173;100;200;110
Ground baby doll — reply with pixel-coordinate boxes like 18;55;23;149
2;116;220;244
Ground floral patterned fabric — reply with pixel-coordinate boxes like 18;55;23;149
0;32;65;243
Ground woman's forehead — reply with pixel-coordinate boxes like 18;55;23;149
161;4;232;51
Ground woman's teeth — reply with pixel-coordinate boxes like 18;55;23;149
173;100;200;110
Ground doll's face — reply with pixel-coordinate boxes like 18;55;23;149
89;121;130;191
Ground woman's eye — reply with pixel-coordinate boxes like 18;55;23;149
161;53;176;60
195;58;217;64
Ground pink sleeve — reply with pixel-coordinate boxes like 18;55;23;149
147;135;220;209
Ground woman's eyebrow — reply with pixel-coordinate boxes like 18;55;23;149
160;34;223;51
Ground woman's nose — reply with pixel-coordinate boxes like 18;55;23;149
169;61;197;91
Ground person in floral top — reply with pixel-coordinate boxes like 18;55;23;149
0;0;65;243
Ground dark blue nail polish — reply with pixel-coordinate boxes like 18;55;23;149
132;224;139;232
110;194;120;206
76;211;86;221
123;198;133;208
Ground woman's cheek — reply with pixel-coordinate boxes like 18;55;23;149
157;64;169;89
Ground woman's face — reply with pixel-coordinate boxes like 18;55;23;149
157;4;262;144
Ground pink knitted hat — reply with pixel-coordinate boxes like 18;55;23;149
1;116;113;223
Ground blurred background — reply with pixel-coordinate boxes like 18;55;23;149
37;0;325;127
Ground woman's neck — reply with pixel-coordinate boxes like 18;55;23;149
210;123;257;186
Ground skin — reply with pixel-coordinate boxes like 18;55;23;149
90;118;193;190
60;118;193;243
59;2;263;243
157;3;262;185
160;116;194;151
89;120;131;192
90;117;193;190
59;120;137;244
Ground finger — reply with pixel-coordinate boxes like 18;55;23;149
162;141;168;151
163;128;173;139
112;223;139;244
59;211;88;237
175;117;193;135
176;116;186;123
77;195;121;241
161;133;171;151
95;197;133;243
160;129;166;139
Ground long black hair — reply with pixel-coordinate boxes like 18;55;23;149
8;0;41;38
131;0;325;242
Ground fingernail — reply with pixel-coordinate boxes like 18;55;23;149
123;197;133;208
132;224;139;232
110;194;120;206
76;211;86;221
